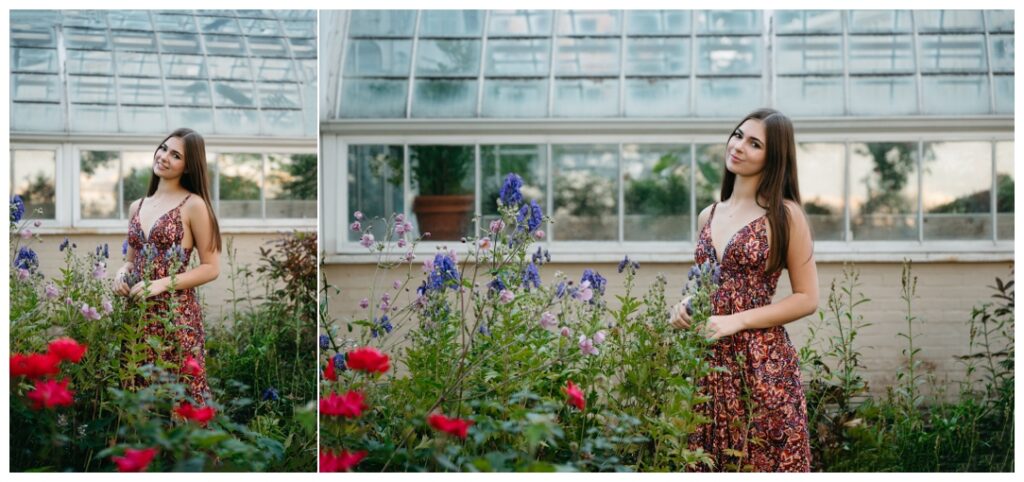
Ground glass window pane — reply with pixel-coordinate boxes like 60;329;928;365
80;151;121;220
266;154;316;218
553;144;618;241
556;38;620;76
697;37;762;75
344;39;413;77
217;153;263;218
10;13;57;48
348;10;416;37
258;83;301;108
796;143;845;240
482;79;548;117
775;10;841;34
339;79;408;118
119;77;164;105
697;10;761;34
918;34;987;72
989;35;1014;72
162;54;207;78
283;20;316;38
12;48;58;73
12;103;64;132
207;55;251;79
63;11;108;29
248;36;287;57
122;152;152;218
695;78;763;117
112;30;157;52
165;79;211;105
775;36;842;74
204;34;247;55
558;10;621;36
986;11;1014;33
64;27;110;49
261;109;304;135
154;13;196;32
922;142;991;240
168;106;214;132
922;75;989;115
199;16;241;34
411;79;478;118
623;144;691;241
408;145;476;240
69;50;116;76
159;32;201;54
995;141;1013;240
849;76;917;115
213;81;256;107
486;39;551;76
117;52;161;77
624;78;690;117
11;150;57;219
69;75;116;104
120;106;167;133
288;37;315;59
240;18;283;37
695;144;724;207
299;59;317;83
108;11;152;30
847;35;914;73
488;10;553;36
847;10;912;33
480;145;547;223
416;39;482;77
12;74;61;102
347;145;404;242
214;109;260;135
251;57;296;81
994;75;1013;114
625;38;689;76
554;78;618;117
849;142;918;241
626;10;690;35
776;77;844;116
419;10;484;37
916;10;984;33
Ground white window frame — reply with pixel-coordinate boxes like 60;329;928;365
9;142;68;229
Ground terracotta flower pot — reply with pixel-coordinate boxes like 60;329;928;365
412;194;475;241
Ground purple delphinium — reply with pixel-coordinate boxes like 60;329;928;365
618;255;640;274
581;269;606;295
427;252;460;291
122;239;129;256
516;199;543;233
522;262;541;290
14;246;38;272
319;334;330;350
333;353;347;371
488;275;506;294
499;173;524;207
531;246;551;266
11;195;26;223
371;315;393;338
59;237;70;252
555;281;567;299
261;387;280;401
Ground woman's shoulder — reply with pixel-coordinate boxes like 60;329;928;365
697;202;716;232
128;198;143;217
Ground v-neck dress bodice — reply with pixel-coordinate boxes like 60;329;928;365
125;194;209;403
687;202;811;472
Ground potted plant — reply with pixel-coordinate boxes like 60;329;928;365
407;146;475;241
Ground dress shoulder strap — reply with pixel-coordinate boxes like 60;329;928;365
175;193;192;209
708;201;719;222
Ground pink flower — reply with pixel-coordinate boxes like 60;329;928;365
489;219;505;233
395;213;405;223
574;281;593;302
80;303;101;321
393;280;402;290
101;298;114;314
397;238;407;248
539;311;557;329
27;378;75;410
33;220;42;227
404;251;415;262
422;258;435;273
560;327;572;338
477;237;492;252
423;231;431;238
578;335;599;356
359;234;375;248
20;229;32;239
350;221;361;231
359;298;369;309
499;289;514;304
593;330;607;345
17;268;30;281
320;449;367;472
112;447;158;472
44;283;58;299
92;262;106;279
353;211;363;220
535;230;545;240
395;222;407;235
563;380;586;411
379;301;390;313
403;222;413;234
320;390;368;418
427;413;474;439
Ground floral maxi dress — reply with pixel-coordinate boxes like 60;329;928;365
687;202;811;472
127;194;210;403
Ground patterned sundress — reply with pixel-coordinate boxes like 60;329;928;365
127;194;210;403
687;201;811;472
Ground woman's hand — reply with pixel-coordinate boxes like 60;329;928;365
129;278;169;299
114;269;131;297
704;314;745;341
669;296;693;329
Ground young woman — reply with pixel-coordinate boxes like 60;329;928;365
113;128;222;404
669;108;819;472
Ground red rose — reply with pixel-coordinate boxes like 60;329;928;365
11;353;61;379
47;338;87;363
26;378;74;410
324;360;337;381
427;413;473;439
345;347;390;374
112;447;158;472
320;449;367;472
320;390;367;418
563;380;586;411
182;355;203;378
174;402;216;427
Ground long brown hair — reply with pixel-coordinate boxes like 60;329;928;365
720;108;811;274
147;128;222;252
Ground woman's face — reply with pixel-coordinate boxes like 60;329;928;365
154;136;187;179
726;118;767;177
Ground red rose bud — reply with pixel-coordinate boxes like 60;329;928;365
564;380;586;411
427;412;474;439
182;355;203;377
11;353;61;379
320;449;367;472
320;390;368;418
47;338;87;363
345;347;390;374
324;360;337;381
26;378;75;410
112;447;158;472
174;402;216;427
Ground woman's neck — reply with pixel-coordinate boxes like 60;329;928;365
153;178;187;197
726;173;764;208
